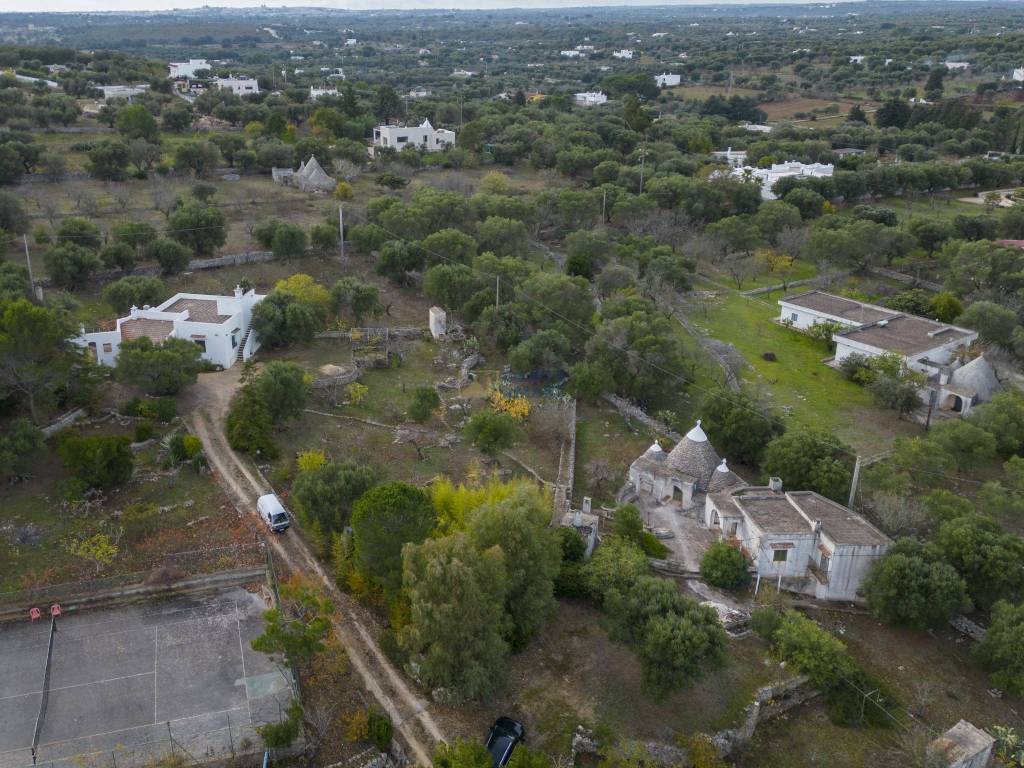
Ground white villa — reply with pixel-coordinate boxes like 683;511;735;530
168;59;210;78
100;85;150;101
573;91;608;106
73;287;263;369
655;73;681;87
779;291;998;415
731;161;834;200
1013;67;1024;82
373;119;456;151
560;50;583;58
612;49;634;59
704;480;891;601
214;75;259;96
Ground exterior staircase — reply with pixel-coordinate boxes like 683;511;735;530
235;327;253;363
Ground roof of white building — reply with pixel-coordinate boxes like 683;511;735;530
948;355;1001;400
836;314;975;356
163;297;231;323
780;290;896;325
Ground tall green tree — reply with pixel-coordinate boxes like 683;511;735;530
253;361;308;423
467;485;561;649
292;460;378;534
115;336;203;396
400;533;510;702
701;388;785;466
0;300;76;423
168;202;227;257
352;482;437;594
861;547;970;628
761;428;854;502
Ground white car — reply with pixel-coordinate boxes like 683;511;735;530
257;493;290;532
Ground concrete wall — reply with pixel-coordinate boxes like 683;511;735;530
815;541;888;601
778;302;860;331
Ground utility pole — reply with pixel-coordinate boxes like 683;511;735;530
23;235;37;301
639;146;647;194
847;455;862;508
601;188;607;221
495;275;501;308
338;205;345;260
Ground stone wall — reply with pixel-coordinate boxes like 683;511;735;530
712;675;817;757
41;407;88;438
552;398;578;520
602;393;682;441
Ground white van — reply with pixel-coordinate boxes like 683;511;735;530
257;493;290;532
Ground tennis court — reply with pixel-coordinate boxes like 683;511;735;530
0;587;293;768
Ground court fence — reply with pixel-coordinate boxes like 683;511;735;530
0;542;269;618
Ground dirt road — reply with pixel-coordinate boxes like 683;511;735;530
186;369;445;766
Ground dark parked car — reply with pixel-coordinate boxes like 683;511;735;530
486;717;525;767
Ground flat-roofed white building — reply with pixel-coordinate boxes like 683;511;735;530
712;147;747;168
73;287;264;370
168;59;210;78
655;73;681;87
215;75;259;96
310;86;339;100
373;119;455;151
612;49;634;59
573;91;608;106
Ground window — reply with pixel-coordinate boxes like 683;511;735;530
790;312;799;322
231;334;238;349
772;549;789;563
194;340;207;353
397;136;408;143
102;342;112;353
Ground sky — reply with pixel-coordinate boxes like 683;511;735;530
1;0;864;13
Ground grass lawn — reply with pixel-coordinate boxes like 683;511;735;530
703;259;819;292
435;599;781;755
869;193;987;224
685;288;920;454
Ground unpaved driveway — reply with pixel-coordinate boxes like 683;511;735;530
187;369;445;765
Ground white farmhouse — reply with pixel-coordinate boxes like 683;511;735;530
1013;67;1024;82
560;50;583;58
704;481;891;601
849;55;866;64
373;119;456;151
730;161;834;200
573;91;608;106
214;75;259;96
742;123;774;134
655;73;681;87
99;85;150;101
712;147;748;168
168;59;210;78
408;87;432;98
945;61;970;71
73;287;263;370
612;49;634;60
310;86;339;100
778;291;995;415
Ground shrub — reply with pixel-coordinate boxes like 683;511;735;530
366;708;393;751
168;433;203;462
226;388;279;459
464;410;519;455
700;542;751;590
134;421;155;442
58;432;134;488
407;387;440;423
749;606;783;642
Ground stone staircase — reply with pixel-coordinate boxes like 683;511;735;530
235;327;253;363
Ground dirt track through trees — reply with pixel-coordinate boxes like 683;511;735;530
186;369;445;766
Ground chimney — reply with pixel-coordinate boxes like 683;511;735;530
582;497;592;515
233;284;244;298
769;477;783;493
573;508;582;527
129;305;139;318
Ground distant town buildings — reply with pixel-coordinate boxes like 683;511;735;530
573;91;608;106
373;119;456;151
167;59;210;78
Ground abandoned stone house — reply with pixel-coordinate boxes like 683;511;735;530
627;420;889;601
778;290;1000;416
271;155;337;193
704;482;891;601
